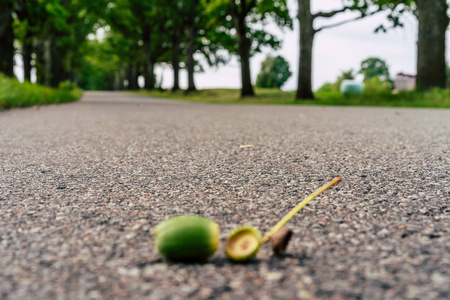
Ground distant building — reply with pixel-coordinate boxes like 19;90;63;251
394;73;416;92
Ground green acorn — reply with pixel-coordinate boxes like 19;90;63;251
154;215;220;262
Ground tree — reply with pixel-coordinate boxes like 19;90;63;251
13;0;55;85
161;0;229;92
183;0;200;92
296;0;382;100
12;0;109;87
334;69;355;90
126;0;166;90
256;54;292;88
176;0;231;92
52;1;110;86
0;0;14;77
12;0;72;86
107;0;169;91
415;0;448;90
207;0;292;97
163;1;184;91
107;0;142;90
369;0;448;90
359;57;391;82
13;0;34;81
78;38;121;90
106;0;226;92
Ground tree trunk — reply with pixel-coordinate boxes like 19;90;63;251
296;0;315;100
34;40;46;85
49;40;67;88
118;64;125;90
0;4;15;77
114;65;125;91
144;60;155;90
22;38;33;82
43;39;52;87
233;15;254;97
171;32;180;91
416;0;448;90
113;73;120;91
128;64;139;90
35;51;43;85
186;24;197;92
148;61;155;89
143;27;154;91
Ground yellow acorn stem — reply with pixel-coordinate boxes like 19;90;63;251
261;177;342;244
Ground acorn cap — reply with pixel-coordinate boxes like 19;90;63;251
225;226;261;262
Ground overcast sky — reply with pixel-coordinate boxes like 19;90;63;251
14;0;449;91
162;0;449;91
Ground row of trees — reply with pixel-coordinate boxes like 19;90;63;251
0;0;109;87
0;0;448;100
0;0;291;95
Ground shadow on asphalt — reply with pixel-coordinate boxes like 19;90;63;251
138;253;308;268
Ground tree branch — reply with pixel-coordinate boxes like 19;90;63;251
245;0;257;14
230;0;238;17
315;9;381;33
312;7;350;19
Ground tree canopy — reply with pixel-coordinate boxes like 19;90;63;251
205;0;293;96
359;57;391;82
256;55;292;89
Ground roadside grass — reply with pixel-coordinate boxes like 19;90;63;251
0;74;82;110
135;88;296;104
134;88;450;108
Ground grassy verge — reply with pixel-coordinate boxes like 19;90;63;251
135;88;296;104
134;88;450;108
0;74;82;110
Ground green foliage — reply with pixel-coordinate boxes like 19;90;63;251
133;87;450;108
12;0;110;85
7;0;443;96
318;69;355;93
58;80;77;91
363;77;392;94
134;88;295;104
338;69;355;80
77;38;120;91
446;62;450;88
0;73;81;110
365;0;416;30
256;54;292;88
316;82;336;93
319;58;394;95
205;0;293;56
335;69;355;91
316;88;450;108
173;0;229;71
359;57;391;82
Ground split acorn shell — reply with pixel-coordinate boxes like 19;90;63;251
154;215;220;262
225;226;262;262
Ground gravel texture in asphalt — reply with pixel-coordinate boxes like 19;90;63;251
1;92;449;299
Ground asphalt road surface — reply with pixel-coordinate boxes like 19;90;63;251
1;92;449;299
